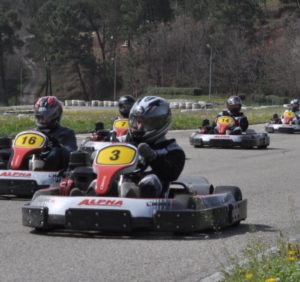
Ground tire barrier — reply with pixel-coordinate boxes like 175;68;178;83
64;100;214;110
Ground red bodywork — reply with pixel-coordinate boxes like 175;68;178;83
216;116;237;134
10;131;47;170
282;111;295;124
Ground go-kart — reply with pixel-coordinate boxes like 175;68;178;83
80;119;129;155
0;130;62;197
265;111;300;134
22;142;247;233
190;116;270;149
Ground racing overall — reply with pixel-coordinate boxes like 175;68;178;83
38;125;77;171
124;135;186;197
214;110;249;133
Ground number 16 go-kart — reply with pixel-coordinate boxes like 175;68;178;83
190;116;270;149
265;111;300;134
22;143;247;234
0;130;62;197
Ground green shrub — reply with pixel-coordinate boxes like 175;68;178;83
250;94;289;106
145;87;204;97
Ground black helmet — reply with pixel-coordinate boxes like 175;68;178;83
129;96;171;144
226;96;242;114
289;99;300;111
118;95;135;118
34;96;63;130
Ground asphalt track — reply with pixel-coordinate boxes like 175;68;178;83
0;124;299;282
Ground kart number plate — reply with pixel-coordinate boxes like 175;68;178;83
96;145;136;165
14;132;46;149
113;119;129;129
217;116;234;126
284;111;295;118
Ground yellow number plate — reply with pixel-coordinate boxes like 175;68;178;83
284;111;295;118
96;145;136;165
14;132;46;148
114;119;129;129
217;116;234;125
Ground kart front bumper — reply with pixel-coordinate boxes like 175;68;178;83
22;199;247;233
0;171;61;197
0;179;47;197
190;132;269;148
265;124;300;134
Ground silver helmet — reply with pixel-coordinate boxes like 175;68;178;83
128;96;171;143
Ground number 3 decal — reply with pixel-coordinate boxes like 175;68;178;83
110;150;120;161
96;145;136;165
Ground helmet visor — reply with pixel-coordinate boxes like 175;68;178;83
129;115;166;132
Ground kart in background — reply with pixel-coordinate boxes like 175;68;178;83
0;130;62;197
265;111;300;134
190;116;270;149
80;119;129;156
22;142;247;234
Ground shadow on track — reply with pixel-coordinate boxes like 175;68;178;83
28;223;276;241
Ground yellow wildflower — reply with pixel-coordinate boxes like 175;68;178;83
265;278;278;282
288;256;296;262
245;273;253;280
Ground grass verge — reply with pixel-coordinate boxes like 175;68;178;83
0;106;282;137
221;236;300;282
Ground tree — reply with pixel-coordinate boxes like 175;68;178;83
0;6;23;104
30;0;97;100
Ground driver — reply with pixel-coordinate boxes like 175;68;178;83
214;96;249;134
122;96;186;198
118;95;135;119
91;95;135;141
34;96;77;170
282;99;300;124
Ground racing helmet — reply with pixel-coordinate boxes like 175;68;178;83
118;95;135;118
226;96;242;114
289;99;300;111
128;96;171;144
34;96;63;130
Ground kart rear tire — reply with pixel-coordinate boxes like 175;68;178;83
214;186;243;226
265;127;274;133
195;140;203;148
214;186;242;201
0;137;11;149
32;187;60;200
34;226;54;233
257;145;268;149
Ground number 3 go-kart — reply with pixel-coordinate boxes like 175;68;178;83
190;116;270;149
265;111;300;134
0;130;62;197
80;119;129;156
22;142;247;234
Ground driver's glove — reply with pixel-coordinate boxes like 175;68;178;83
41;136;60;157
138;143;157;163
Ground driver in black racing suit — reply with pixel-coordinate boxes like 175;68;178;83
121;96;186;198
214;95;248;134
117;95;136;119
34;96;77;171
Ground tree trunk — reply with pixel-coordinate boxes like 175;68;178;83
83;11;106;62
0;34;7;105
74;62;89;101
